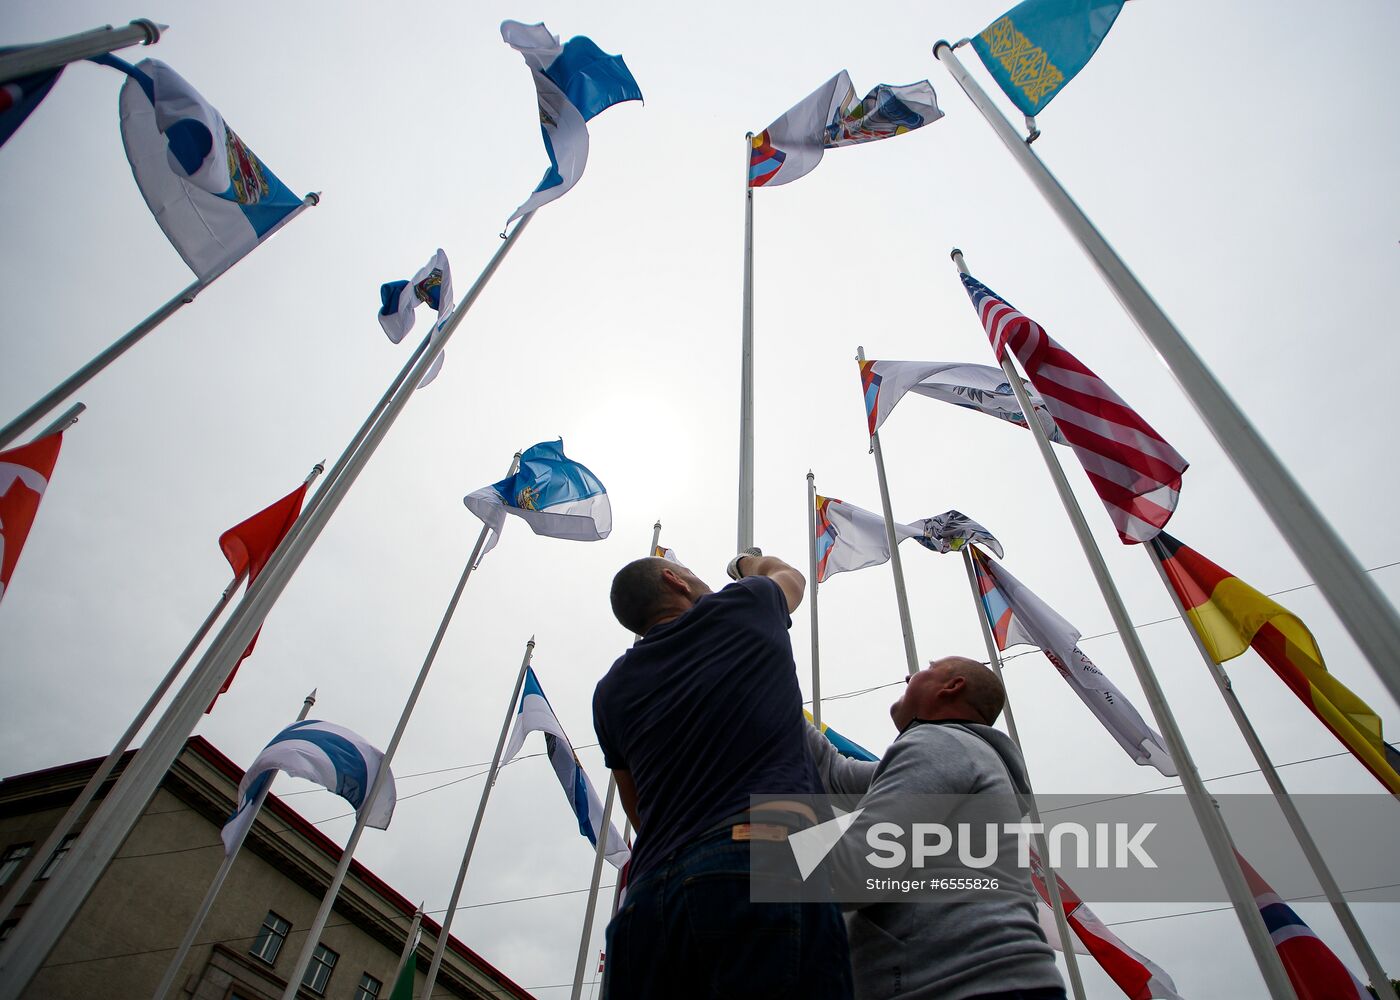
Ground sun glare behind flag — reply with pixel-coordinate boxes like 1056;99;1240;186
961;271;1187;543
0;430;64;608
378;248;454;388
502;21;643;225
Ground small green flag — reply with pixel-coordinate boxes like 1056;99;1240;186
971;0;1125;116
389;955;415;1000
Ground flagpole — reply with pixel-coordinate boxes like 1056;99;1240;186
150;687;317;1000
960;548;1087;1000
280;445;524;1000
1145;549;1398;1000
608;520;662;919
949;250;1296;998
571;778;618;1000
0;195;319;452
856;347;919;677
33;402;86;439
392;904;424;997
737;133;756;551
806;471;823;727
0;19;162;81
419;635;535;1000
0;212;534;1000
932;41;1400;712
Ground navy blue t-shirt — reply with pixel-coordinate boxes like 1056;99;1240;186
592;576;822;879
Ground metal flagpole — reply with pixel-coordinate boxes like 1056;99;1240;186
1146;548;1398;1000
856;347;919;677
737;133;756;551
608;520;662;918
0;19;162;82
150;688;317;1000
392;905;425;997
0;212;534;1000
932;41;1400;712
280;446;523;1000
806;472;823;727
960;549;1088;1000
419;636;535;1000
949;250;1296;998
0;195;319;451
571;778;618;1000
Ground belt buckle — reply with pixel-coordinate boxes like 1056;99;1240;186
732;822;788;843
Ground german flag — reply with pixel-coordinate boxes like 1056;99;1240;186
1151;532;1400;795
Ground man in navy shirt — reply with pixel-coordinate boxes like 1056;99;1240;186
594;549;853;999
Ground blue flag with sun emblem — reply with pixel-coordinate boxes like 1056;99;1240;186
113;57;309;281
463;439;612;562
971;0;1125;117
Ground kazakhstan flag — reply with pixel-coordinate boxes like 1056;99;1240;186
971;0;1124;116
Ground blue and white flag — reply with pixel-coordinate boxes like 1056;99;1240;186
116;58;308;281
502;20;643;225
0;56;63;150
502;667;630;868
221;720;396;854
463;438;611;561
378;248;453;387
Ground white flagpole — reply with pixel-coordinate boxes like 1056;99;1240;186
608;521;662;918
949;250;1296;998
0;195;320;451
737;133;756;551
0;459;320;931
150;688;317;1000
419;636;535;1000
806;471;823;727
1146;548;1397;1000
932;41;1400;712
0;19;162;81
960;548;1087;1000
856;347;919;677
280;445;523;1000
392;904;425;996
0;213;534;1000
571;778;618;1000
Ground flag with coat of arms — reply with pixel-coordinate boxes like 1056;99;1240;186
378;248;453;388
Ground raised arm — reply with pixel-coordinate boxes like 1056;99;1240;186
728;549;806;612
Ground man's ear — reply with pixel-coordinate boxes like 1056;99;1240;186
660;567;688;594
940;675;967;698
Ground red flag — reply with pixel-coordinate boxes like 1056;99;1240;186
206;481;309;710
0;431;64;607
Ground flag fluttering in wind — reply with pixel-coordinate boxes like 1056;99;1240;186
859;359;1065;444
502;20;643;225
815;495;1003;584
749;72;942;188
463;439;611;562
115;58;307;281
502;667;630;868
207;480;311;710
378;248;453;388
1235;852;1370;1000
0;58;63;149
0;430;64;608
806;710;879;762
222;720;396;853
1030;850;1184;999
653;544;683;565
961;272;1188;543
1152;532;1400;794
971;0;1126;117
971;548;1176;774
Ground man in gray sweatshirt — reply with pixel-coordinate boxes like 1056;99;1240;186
805;655;1065;1000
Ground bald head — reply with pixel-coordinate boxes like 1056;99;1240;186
890;655;1006;731
610;557;712;635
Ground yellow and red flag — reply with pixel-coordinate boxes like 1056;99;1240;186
1151;532;1400;795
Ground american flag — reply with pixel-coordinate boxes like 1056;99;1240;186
961;272;1187;543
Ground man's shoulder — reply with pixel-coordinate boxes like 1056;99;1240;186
593;650;633;705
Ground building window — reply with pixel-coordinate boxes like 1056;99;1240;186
301;943;338;995
0;844;33;886
354;972;383;1000
249;911;291;965
36;835;78;880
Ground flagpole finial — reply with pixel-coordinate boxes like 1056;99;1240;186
807;470;814;481
949;249;970;275
855;345;865;362
305;192;322;206
527;635;536;646
131;18;164;44
653;520;661;530
305;688;317;702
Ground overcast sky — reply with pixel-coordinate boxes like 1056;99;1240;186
3;1;1398;996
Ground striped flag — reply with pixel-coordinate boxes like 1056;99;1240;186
1235;853;1369;1000
805;710;879;762
1152;532;1400;794
960;271;1187;543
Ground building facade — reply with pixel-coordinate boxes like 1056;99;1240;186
0;737;533;1000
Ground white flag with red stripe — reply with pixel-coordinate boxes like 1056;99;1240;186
960;271;1188;543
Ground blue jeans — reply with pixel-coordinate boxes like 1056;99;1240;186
602;826;854;999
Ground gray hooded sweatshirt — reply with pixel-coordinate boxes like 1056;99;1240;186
805;721;1063;1000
